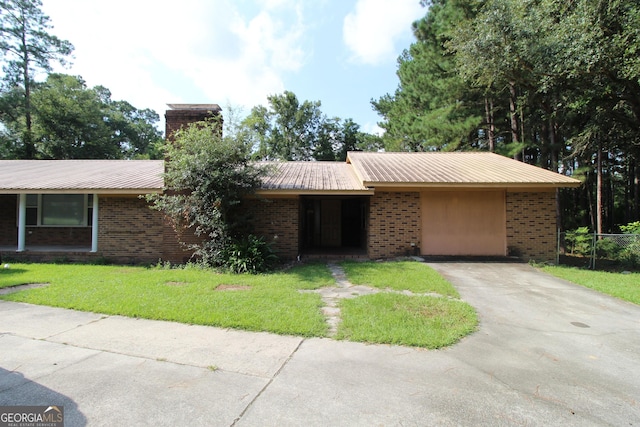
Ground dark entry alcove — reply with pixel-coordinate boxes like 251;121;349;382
300;196;368;253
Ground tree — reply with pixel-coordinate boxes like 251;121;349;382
0;0;73;158
372;0;483;152
245;91;323;161
1;73;163;159
246;90;382;161
147;117;270;270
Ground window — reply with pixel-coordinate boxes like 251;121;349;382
22;194;93;227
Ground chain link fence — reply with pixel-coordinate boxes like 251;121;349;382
557;230;640;269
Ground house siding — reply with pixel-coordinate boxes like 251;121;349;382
98;196;164;263
506;191;557;262
368;191;421;259
249;198;299;261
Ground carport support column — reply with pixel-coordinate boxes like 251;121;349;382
17;193;26;252
91;194;99;252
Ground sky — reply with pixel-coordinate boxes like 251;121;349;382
42;0;426;135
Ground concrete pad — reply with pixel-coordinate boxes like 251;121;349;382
0;335;267;426
237;338;588;427
47;315;303;377
0;301;104;339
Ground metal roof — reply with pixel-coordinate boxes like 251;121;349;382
257;161;373;194
346;152;581;188
0;160;164;194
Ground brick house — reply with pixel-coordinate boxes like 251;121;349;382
0;104;580;264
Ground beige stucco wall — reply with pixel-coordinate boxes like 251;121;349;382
421;190;507;256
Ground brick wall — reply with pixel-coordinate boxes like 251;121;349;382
368;192;421;259
165;107;221;141
506;191;557;262
98;196;164;263
248;197;299;261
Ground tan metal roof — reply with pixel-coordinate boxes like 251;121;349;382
346;152;581;188
258;161;373;194
0;160;164;194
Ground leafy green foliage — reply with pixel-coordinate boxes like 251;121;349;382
25;73;162;159
147;117;272;270
245;90;382;161
219;235;278;274
0;0;74;158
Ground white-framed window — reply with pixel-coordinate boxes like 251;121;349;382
22;194;93;227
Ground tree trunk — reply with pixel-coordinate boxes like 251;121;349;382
484;96;495;152
21;18;34;159
596;145;603;235
508;81;520;160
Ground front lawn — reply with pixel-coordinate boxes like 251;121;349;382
338;260;477;348
0;260;479;348
0;263;332;336
542;265;640;305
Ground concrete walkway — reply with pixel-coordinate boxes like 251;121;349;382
1;261;639;426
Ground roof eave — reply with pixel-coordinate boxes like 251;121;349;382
0;188;163;195
363;181;581;189
256;188;375;196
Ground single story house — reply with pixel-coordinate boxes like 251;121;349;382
0;105;581;264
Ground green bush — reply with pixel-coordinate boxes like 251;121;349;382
595;238;622;259
219;235;278;274
565;226;592;256
620;221;640;234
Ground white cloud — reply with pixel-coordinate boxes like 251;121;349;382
343;0;424;65
42;0;309;130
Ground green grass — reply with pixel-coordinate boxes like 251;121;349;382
0;263;333;336
337;260;477;348
340;260;460;297
336;294;477;348
542;265;640;305
0;260;479;348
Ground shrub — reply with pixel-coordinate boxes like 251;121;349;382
565;226;592;256
595;238;622;259
219;235;278;274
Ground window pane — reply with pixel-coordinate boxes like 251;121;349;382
26;194;38;207
42;195;85;226
26;208;38;226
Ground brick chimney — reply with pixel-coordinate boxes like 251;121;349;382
164;103;222;141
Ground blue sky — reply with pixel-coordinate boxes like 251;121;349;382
42;0;426;135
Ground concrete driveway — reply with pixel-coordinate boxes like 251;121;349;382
1;261;639;426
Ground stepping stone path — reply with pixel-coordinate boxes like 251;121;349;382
303;260;457;337
301;262;380;337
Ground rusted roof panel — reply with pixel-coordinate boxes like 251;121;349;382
0;160;164;194
258;161;372;194
347;152;580;187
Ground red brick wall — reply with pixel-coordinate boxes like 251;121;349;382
165;108;221;141
368;192;421;259
248;197;299;261
98;196;164;263
506;191;557;262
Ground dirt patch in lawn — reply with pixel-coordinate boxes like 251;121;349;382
165;281;189;286
215;284;251;291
